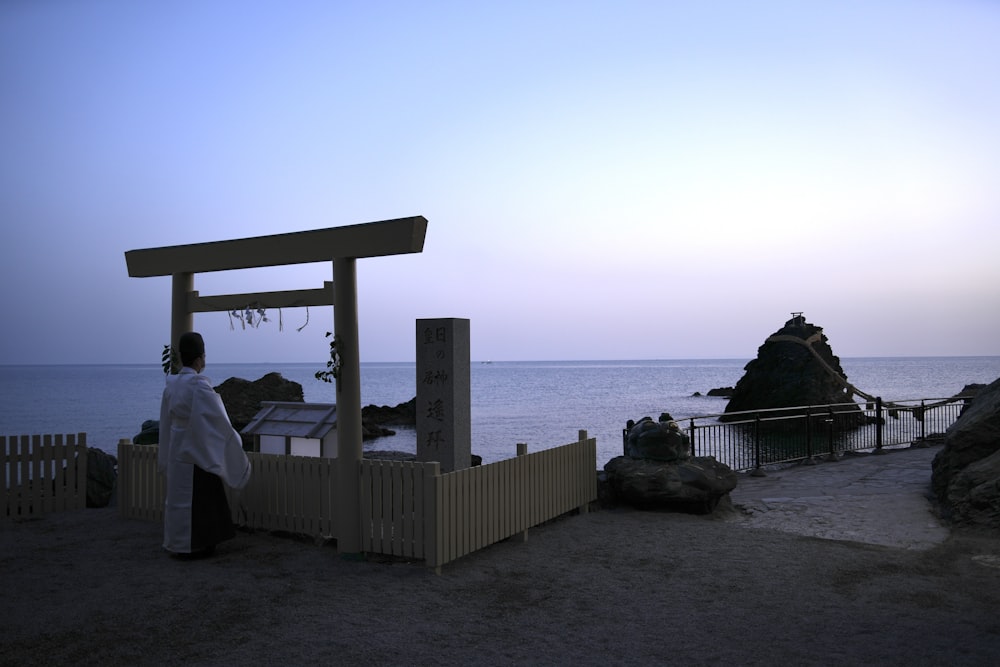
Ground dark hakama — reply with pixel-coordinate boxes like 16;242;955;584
189;465;236;552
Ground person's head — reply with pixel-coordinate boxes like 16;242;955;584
178;332;206;370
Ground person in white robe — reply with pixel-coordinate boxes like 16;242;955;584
158;332;251;557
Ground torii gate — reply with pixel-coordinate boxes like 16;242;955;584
124;216;428;553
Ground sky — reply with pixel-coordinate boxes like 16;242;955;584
1;0;998;365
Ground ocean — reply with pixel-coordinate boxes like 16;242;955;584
2;357;998;467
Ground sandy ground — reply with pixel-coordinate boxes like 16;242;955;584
3;496;1000;666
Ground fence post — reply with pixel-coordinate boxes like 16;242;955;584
875;397;884;453
423;461;442;575
750;413;765;477
577;430;591;514
517;443;529;542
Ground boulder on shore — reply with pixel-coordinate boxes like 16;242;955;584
86;447;117;508
624;415;690;462
604;455;737;514
607;415;737;513
931;376;1000;530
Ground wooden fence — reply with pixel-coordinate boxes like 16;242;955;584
3;433;88;518
362;433;598;570
117;443;339;536
117;431;598;570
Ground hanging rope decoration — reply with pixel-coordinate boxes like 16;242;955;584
228;303;270;330
765;333;964;416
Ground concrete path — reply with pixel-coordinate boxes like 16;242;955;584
727;443;951;550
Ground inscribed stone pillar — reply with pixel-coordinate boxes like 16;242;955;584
416;318;471;472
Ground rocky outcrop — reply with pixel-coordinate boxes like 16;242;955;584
605;415;737;513
362;398;416;426
931;376;1000;529
215;373;304;432
214;373;306;450
707;387;734;397
136;378;413;449
721;314;862;423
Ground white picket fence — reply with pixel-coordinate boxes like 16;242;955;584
3;433;89;518
118;431;598;570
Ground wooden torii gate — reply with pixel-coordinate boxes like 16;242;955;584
124;216;428;553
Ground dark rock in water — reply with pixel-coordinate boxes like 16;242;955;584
86;447;117;508
143;374;411;450
215;373;305;449
721;314;861;423
707;387;734;397
360;398;417;440
624;416;690;462
133;419;159;445
362;398;416;426
604;455;737;513
931;376;1000;529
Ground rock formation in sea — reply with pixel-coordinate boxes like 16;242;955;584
135;373;414;450
720;313;862;423
214;373;305;448
931;378;1000;529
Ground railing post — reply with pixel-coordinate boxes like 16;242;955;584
875;397;884;453
750;413;765;477
689;418;696;457
826;407;838;461
920;400;927;442
804;407;815;465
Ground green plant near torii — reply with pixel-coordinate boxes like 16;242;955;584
314;331;342;386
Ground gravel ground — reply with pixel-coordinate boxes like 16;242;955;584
3;501;1000;666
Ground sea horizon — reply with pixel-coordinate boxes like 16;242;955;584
4;353;999;367
3;356;999;466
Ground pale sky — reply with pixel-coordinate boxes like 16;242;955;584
2;0;998;364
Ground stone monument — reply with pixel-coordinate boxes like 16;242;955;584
416;318;471;472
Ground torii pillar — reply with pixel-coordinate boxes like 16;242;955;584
125;217;428;555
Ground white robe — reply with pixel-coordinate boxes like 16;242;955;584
158;368;251;553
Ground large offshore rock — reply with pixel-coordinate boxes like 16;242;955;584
139;373;407;450
362;398;416;427
932;376;1000;528
215;372;305;432
721;314;861;422
215;373;305;449
604;455;738;514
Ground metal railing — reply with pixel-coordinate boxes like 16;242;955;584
632;397;968;474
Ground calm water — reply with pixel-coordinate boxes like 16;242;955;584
1;357;998;466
